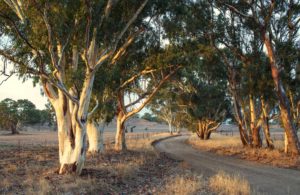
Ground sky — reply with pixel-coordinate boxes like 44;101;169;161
0;74;48;109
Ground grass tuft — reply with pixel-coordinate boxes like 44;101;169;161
209;171;250;195
158;174;203;195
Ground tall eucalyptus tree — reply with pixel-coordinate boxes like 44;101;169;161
216;0;300;154
0;0;149;174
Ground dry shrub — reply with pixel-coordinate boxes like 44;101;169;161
158;174;203;195
209;171;250;195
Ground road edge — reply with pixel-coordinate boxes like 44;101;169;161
151;133;182;148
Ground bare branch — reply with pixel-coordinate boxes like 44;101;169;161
222;2;252;19
92;0;148;71
39;73;79;104
88;99;99;118
111;29;144;65
119;67;169;89
42;6;59;70
110;0;149;56
125;92;149;109
0;72;14;85
124;65;181;119
0;14;36;51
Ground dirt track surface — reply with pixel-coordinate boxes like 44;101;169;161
154;135;300;195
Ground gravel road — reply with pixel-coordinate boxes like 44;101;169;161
154;135;300;195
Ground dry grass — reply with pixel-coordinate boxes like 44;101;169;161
0;132;209;194
158;173;203;195
188;133;300;169
209;171;250;195
189;133;241;149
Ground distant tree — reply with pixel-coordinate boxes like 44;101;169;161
0;98;19;134
150;86;178;134
183;84;227;140
141;112;160;123
0;98;56;133
38;107;56;127
16;99;40;125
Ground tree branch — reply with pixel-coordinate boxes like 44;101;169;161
42;6;59;71
124;65;181;119
88;99;99;118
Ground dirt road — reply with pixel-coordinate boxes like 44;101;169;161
154;135;300;195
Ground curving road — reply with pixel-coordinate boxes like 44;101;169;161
154;135;300;195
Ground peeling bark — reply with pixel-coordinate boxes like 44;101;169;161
41;72;95;175
261;98;274;149
263;33;300;155
115;111;126;151
249;94;262;147
87;120;105;153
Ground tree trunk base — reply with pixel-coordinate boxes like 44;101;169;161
59;163;77;174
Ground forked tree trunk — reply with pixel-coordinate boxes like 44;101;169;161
249;94;262;147
261;98;274;149
115;111;126;151
87;120;105;153
196;120;220;140
54;92;87;175
263;33;300;155
43;71;95;175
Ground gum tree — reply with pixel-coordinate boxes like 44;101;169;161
217;0;300;154
0;0;149;174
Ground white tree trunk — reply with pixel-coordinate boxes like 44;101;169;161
45;72;95;175
87;120;105;153
54;102;87;175
168;121;173;134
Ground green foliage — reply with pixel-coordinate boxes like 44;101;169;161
16;99;40;124
0;98;54;132
141;112;161;123
0;98;19;132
